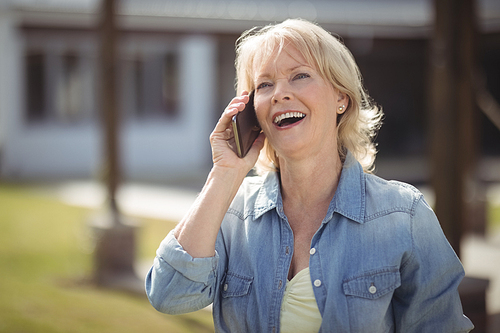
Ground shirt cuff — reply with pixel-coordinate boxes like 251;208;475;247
156;230;219;284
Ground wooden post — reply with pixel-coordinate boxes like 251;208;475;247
92;0;141;292
429;0;478;257
430;1;489;329
101;0;120;215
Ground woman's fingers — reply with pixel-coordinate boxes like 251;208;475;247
213;94;250;134
210;93;256;167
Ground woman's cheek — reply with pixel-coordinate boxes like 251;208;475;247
254;102;266;128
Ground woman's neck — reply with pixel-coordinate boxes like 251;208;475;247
278;152;343;210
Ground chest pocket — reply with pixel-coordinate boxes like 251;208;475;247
220;271;253;331
342;267;401;332
221;271;253;298
343;266;401;299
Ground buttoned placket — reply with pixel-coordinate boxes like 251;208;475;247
308;221;329;316
309;247;323;288
269;203;293;332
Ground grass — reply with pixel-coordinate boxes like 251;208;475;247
0;184;214;333
489;201;500;234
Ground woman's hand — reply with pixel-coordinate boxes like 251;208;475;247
210;92;265;175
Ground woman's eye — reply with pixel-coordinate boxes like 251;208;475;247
256;82;272;90
294;73;310;80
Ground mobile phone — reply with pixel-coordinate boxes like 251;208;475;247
231;91;261;158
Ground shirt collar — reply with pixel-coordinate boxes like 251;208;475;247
253;150;366;223
254;171;280;219
328;150;366;224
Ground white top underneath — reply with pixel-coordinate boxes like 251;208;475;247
280;267;322;333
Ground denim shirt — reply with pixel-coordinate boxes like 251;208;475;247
146;152;474;333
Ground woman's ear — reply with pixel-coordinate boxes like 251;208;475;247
337;93;349;114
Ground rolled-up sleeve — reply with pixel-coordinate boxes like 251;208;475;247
145;230;219;314
393;197;474;332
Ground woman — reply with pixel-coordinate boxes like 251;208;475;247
146;19;473;332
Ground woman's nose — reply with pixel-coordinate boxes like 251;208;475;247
272;82;292;105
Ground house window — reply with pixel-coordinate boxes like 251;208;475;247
26;51;46;121
131;51;179;119
25;47;91;124
56;52;84;122
133;57;144;117
162;52;179;117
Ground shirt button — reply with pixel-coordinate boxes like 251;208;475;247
285;246;290;255
314;279;322;287
223;283;228;291
309;248;316;255
369;284;377;294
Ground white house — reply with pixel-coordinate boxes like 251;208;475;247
0;0;499;181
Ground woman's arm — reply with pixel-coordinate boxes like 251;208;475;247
173;93;265;258
393;197;474;332
146;93;265;314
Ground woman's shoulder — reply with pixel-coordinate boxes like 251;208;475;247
237;171;270;201
228;170;279;220
364;173;425;219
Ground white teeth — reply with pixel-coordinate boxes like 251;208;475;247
273;112;306;124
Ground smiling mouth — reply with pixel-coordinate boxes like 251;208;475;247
273;112;306;127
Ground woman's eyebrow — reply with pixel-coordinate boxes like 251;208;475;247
256;64;310;81
287;64;308;73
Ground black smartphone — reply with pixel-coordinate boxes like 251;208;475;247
231;91;261;158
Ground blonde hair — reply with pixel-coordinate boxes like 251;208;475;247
235;18;383;173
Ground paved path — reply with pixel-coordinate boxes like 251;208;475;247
52;180;199;222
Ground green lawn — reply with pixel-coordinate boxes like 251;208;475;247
490;200;500;233
0;184;214;333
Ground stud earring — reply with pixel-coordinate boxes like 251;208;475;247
338;105;345;113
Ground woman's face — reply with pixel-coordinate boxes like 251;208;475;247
253;44;347;162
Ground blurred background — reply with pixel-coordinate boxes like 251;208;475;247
0;0;499;332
